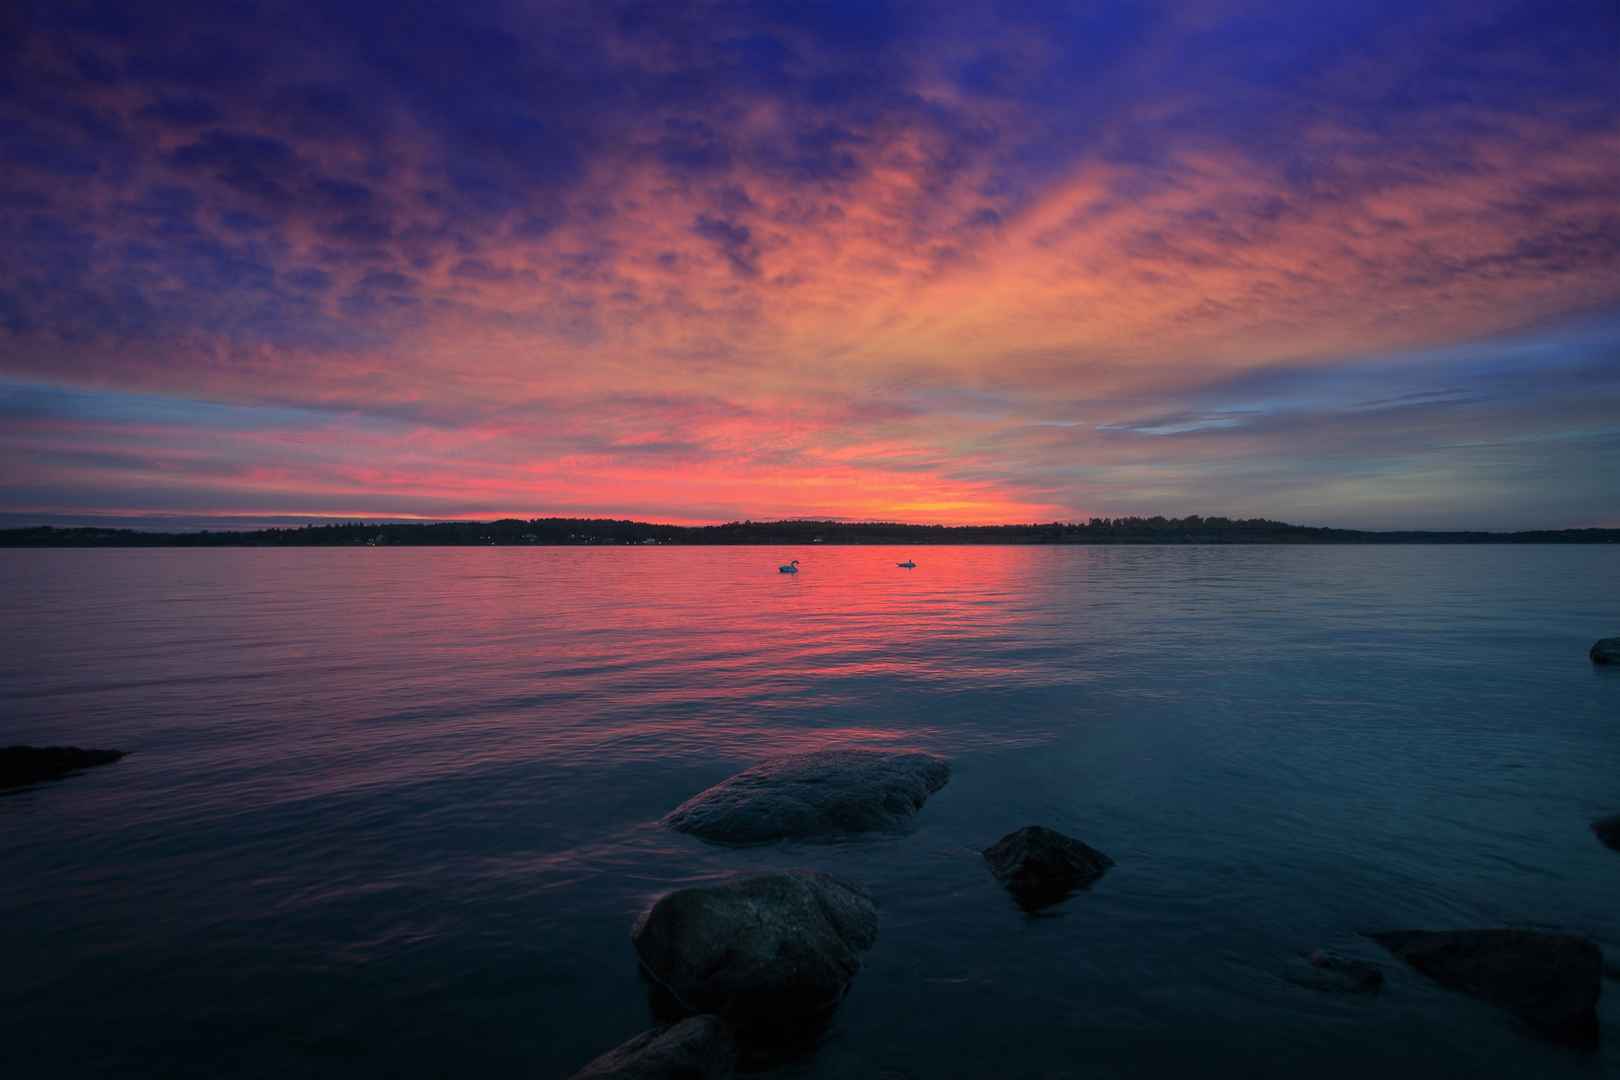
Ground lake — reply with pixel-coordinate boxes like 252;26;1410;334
2;545;1617;1078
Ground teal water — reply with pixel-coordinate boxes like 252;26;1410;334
1;545;1617;1077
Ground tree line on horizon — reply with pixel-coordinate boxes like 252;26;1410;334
2;515;1617;546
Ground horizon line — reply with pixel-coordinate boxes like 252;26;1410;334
6;513;1620;537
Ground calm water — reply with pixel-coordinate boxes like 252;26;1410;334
2;546;1617;1078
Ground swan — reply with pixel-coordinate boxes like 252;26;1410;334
897;559;917;568
779;559;800;573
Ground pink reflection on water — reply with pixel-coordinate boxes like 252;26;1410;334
5;546;1069;829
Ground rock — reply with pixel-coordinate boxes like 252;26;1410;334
982;825;1113;910
1286;949;1384;993
663;749;950;844
569;1016;734;1079
1590;637;1620;664
631;870;878;1039
0;745;126;789
1368;929;1601;1044
1593;815;1620;852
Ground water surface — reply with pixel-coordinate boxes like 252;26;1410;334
2;546;1617;1077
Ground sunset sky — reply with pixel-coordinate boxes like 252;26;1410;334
2;1;1618;530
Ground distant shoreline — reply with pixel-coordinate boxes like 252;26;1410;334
3;517;1617;547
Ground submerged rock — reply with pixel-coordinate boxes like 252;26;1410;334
1593;815;1620;852
631;870;878;1039
0;745;126;789
1286;949;1384;993
663;748;950;844
1590;638;1620;665
982;825;1113;910
569;1016;734;1079
1369;929;1601;1044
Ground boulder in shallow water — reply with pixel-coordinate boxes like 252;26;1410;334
1593;815;1620;852
1286;949;1384;993
1368;929;1601;1044
982;825;1113;910
569;1016;734;1079
631;870;878;1039
1590;638;1620;664
663;748;950;843
0;745;126;789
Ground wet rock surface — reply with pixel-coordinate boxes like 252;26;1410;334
663;749;950;843
1286;949;1384;993
630;870;878;1041
569;1016;734;1079
1369;929;1601;1044
982;825;1114;910
1590;637;1620;664
0;745;126;789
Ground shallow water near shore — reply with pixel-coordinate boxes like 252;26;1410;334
2;545;1618;1078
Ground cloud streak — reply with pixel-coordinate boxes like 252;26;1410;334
2;0;1618;527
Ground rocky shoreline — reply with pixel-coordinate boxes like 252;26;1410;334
9;638;1615;1077
566;731;1616;1077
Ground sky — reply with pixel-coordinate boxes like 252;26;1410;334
2;1;1618;530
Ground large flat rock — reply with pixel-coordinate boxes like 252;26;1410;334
569;1016;734;1079
1369;929;1601;1044
631;870;878;1039
1;745;126;789
663;748;950;844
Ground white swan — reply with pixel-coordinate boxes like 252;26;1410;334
897;559;917;568
779;559;800;573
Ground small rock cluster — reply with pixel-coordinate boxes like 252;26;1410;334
571;747;1126;1076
